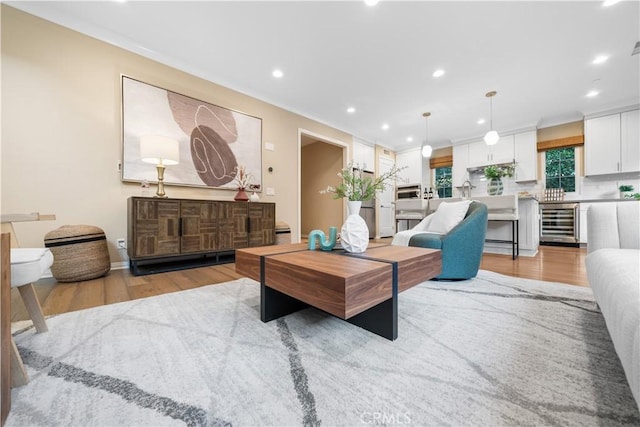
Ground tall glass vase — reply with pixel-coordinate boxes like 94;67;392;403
341;200;369;253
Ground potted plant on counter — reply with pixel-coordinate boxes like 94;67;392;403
619;184;634;199
483;164;515;196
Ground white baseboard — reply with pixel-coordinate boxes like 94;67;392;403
111;261;129;270
483;243;538;258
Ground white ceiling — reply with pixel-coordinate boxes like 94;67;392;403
8;0;640;151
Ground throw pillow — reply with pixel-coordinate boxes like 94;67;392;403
412;213;434;232
426;200;472;234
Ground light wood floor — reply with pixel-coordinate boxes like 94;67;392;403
10;244;588;323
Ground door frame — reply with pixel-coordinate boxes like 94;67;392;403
377;155;397;238
298;129;350;242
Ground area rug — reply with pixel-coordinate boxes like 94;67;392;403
7;270;640;426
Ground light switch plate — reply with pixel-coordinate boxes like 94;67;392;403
265;142;275;151
266;187;275;196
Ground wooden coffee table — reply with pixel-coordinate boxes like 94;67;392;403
235;244;441;340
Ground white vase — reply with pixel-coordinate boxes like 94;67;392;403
341;200;369;253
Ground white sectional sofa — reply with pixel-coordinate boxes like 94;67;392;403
585;202;640;408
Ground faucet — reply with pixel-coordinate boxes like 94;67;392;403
461;180;473;199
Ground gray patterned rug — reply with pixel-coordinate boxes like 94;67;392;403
7;270;640;426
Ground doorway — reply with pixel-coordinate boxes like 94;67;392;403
299;130;348;240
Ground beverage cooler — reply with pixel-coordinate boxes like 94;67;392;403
539;202;580;245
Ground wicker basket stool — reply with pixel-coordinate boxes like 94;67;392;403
44;225;111;282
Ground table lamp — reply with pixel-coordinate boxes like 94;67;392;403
140;135;180;198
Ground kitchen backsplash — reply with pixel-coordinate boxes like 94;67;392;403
454;175;539;199
452;172;640;201
578;173;640;200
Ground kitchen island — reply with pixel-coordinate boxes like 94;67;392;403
474;195;540;257
412;195;540;257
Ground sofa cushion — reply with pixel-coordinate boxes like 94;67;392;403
587;202;640;253
426;200;472;234
586;248;640;407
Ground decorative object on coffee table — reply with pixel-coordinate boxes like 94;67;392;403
321;160;405;253
308;227;337;251
340;201;369;253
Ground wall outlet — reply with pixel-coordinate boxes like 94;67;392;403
116;238;126;249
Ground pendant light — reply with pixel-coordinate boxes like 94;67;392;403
421;112;433;158
484;91;499;146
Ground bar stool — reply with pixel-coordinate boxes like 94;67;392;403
11;248;53;333
8;248;53;387
1;213;56;388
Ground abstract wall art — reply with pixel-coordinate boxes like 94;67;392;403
121;76;262;190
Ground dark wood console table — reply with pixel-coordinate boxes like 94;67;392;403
127;197;275;275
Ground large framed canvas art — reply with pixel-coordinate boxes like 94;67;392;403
121;76;262;190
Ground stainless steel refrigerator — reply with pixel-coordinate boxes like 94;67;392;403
359;171;376;239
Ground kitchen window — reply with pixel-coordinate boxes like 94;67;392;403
545;147;575;192
435;167;452;198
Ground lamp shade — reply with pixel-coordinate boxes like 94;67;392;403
140;135;180;165
484;130;500;146
421;145;433;158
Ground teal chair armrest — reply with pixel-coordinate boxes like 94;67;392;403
408;233;443;249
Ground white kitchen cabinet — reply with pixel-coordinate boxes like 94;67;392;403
396;148;423;185
585;110;639;176
514;131;537;182
585;114;621;175
352;140;375;171
467;139;488;165
579;203;591;244
452;144;469;188
517;198;540;253
621;109;640;173
468;135;514;167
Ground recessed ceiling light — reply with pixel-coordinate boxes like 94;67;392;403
407;136;413;142
592;55;608;64
432;69;445;78
382;123;389;130
477;118;486;125
347;107;356;114
603;0;621;6
364;0;379;6
272;69;283;78
586;90;599;97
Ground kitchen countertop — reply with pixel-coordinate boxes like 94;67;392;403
538;198;639;204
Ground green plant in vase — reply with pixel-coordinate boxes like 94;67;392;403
483;164;514;196
619;184;634;199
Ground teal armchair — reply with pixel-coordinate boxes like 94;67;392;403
409;201;488;280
